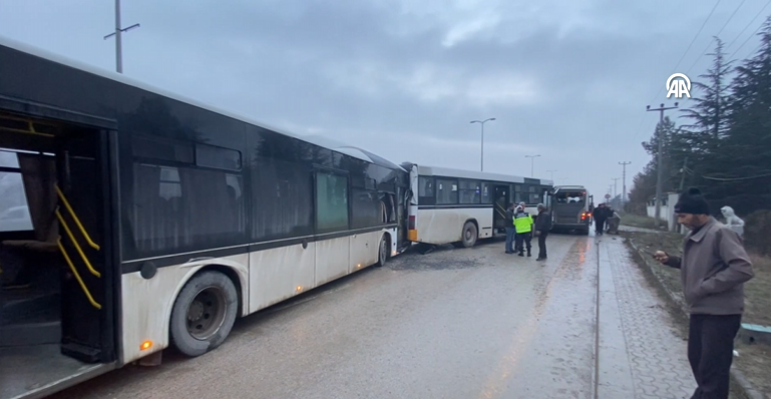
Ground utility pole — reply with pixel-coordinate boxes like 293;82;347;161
678;157;689;191
103;0;140;73
470;118;495;172
619;161;631;207
646;102;678;223
611;178;619;198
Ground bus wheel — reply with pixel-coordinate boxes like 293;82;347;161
170;271;238;357
375;235;388;267
461;221;478;248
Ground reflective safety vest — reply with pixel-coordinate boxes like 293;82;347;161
514;211;533;233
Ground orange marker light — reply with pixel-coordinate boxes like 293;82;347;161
140;340;153;351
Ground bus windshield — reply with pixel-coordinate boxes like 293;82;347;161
555;191;586;204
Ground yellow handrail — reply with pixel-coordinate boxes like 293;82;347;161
55;185;100;250
57;238;102;310
57;209;101;278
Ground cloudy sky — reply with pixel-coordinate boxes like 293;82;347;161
1;0;768;199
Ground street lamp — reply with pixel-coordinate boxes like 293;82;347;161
546;169;557;180
525;154;541;177
470;118;495;172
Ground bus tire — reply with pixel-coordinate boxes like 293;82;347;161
460;221;478;248
169;270;238;357
374;235;388;267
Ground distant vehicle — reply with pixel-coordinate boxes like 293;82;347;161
551;185;593;235
401;162;553;248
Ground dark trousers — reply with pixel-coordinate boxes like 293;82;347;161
505;227;515;253
688;314;742;399
537;231;548;259
594;219;606;235
515;232;531;254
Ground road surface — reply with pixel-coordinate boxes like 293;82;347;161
48;233;699;399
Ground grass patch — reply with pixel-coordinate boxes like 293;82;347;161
623;230;771;398
619;212;667;230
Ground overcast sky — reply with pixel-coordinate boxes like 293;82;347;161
1;0;768;199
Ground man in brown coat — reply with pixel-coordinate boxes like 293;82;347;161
653;188;754;399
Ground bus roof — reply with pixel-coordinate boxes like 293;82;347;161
0;35;406;171
413;164;553;186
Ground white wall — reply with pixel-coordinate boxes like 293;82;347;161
646;192;682;232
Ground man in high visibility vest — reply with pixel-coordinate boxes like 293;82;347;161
513;205;534;257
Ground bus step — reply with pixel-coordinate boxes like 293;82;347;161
0;320;60;347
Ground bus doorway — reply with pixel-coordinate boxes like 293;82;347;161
493;185;509;234
0;110;117;399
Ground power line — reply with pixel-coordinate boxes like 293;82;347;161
685;0;748;76
726;0;771;49
700;171;771;181
730;16;770;59
672;0;725;75
633;0;722;141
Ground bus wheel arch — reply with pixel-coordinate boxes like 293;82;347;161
169;266;241;357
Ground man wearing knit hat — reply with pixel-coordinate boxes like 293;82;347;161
653;188;754;399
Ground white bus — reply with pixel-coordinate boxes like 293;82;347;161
401;163;553;248
0;36;410;399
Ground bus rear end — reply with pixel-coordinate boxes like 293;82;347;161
551;186;592;235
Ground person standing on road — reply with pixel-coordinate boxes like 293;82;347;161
534;203;551;261
592;203;609;235
505;203;516;254
513;205;534;257
653;188;754;399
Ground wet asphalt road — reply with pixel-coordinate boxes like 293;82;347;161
50;234;599;399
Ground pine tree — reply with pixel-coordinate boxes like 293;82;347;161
719;17;771;212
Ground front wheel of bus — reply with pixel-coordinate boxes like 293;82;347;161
170;271;238;357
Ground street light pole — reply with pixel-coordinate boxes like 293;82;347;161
103;0;141;74
470;118;495;172
525;155;541;177
546;169;557;180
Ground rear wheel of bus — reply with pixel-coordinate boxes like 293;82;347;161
374;234;388;267
169;270;238;357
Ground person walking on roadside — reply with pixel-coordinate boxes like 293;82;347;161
504;203;516;254
534;203;552;261
653;188;754;399
513;205;534;257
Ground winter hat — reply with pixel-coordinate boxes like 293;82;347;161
674;187;711;215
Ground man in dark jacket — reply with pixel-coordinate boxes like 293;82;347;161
653;188;754;399
592;203;609;235
504;203;516;254
534;203;551;261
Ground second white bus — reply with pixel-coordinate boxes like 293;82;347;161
401;163;553;248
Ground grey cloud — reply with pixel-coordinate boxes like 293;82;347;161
1;0;767;195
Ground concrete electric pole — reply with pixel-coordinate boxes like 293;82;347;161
646;102;678;223
619;161;631;207
103;0;140;73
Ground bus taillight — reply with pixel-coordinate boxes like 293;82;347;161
408;215;416;230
